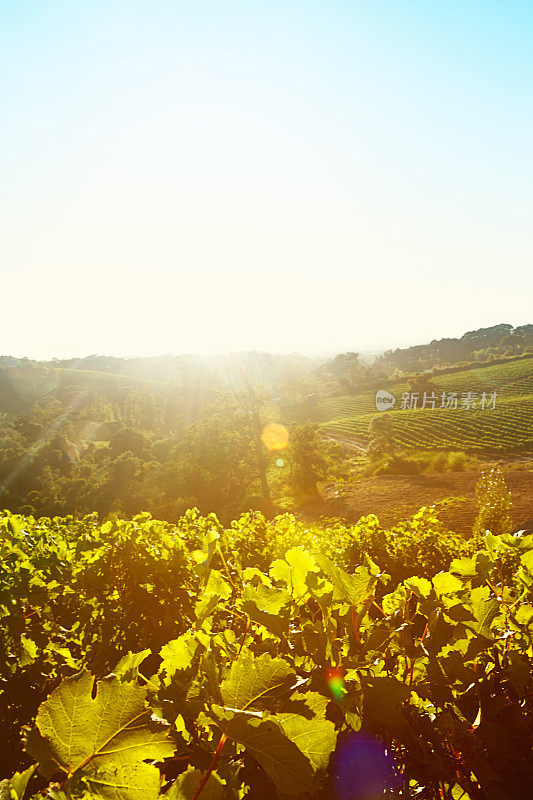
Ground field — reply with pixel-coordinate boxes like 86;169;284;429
307;465;533;536
286;356;533;453
2;507;533;800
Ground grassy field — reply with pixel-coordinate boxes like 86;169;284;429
285;356;533;454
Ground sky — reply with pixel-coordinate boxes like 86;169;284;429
1;0;532;359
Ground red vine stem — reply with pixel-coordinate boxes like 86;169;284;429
191;733;228;800
236;614;250;659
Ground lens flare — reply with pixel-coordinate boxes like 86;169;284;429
261;422;289;451
275;458;284;467
334;732;402;800
326;667;346;702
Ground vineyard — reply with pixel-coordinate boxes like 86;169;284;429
287;356;533;453
2;507;533;799
321;396;533;453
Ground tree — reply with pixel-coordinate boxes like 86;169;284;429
323;353;361;393
289;423;326;499
233;354;275;504
473;466;512;537
407;373;438;396
367;415;395;461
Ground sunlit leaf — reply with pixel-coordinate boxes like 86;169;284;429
221;651;294;712
26;670;175;795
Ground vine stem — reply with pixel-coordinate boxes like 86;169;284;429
192;606;248;800
236;614;250;659
217;543;236;589
191;732;227;800
351;605;362;648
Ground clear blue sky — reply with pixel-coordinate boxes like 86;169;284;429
1;0;531;358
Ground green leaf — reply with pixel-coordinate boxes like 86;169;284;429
19;635;38;667
270;547;318;598
382;585;407;614
520;548;533;575
362;677;411;738
432;571;463;597
26;670;175;793
193;530;220;580
242;567;271;585
242;583;290;615
276;713;336;771
468;586;499;638
159;632;199;685
166;766;225;800
282;691;329;719
68;763;163;800
204;570;232;600
450;556;478;579
451;785;471;799
404;576;432;598
195;570;232;623
241;583;291;637
212;710;315;797
221;651;294;712
506;650;531;696
0;765;36;800
315;554;372;605
113;649;151;682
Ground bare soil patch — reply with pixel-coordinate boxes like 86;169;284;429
302;465;532;535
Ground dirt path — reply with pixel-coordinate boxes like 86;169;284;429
323;434;367;452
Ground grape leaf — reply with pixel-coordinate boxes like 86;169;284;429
432;572;463;597
404;576;432;598
362;677;411;739
270;548;318;598
221;652;294;712
468;586;499;638
212;710;315;797
19;635;38;667
281;690;329;719
195;571;232;624
276;713;336;770
242;583;291;615
166;766;225;800
0;764;36;800
113;649;151;682
26;670;175;794
68;762;163;800
160;632;199;685
315;554;372;605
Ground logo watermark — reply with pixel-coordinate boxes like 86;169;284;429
375;389;396;411
375;390;497;411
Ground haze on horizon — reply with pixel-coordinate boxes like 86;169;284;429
1;1;532;361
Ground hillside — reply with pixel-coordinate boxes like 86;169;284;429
285;355;533;454
0;364;162;415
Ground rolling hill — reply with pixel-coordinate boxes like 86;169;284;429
284;355;533;454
